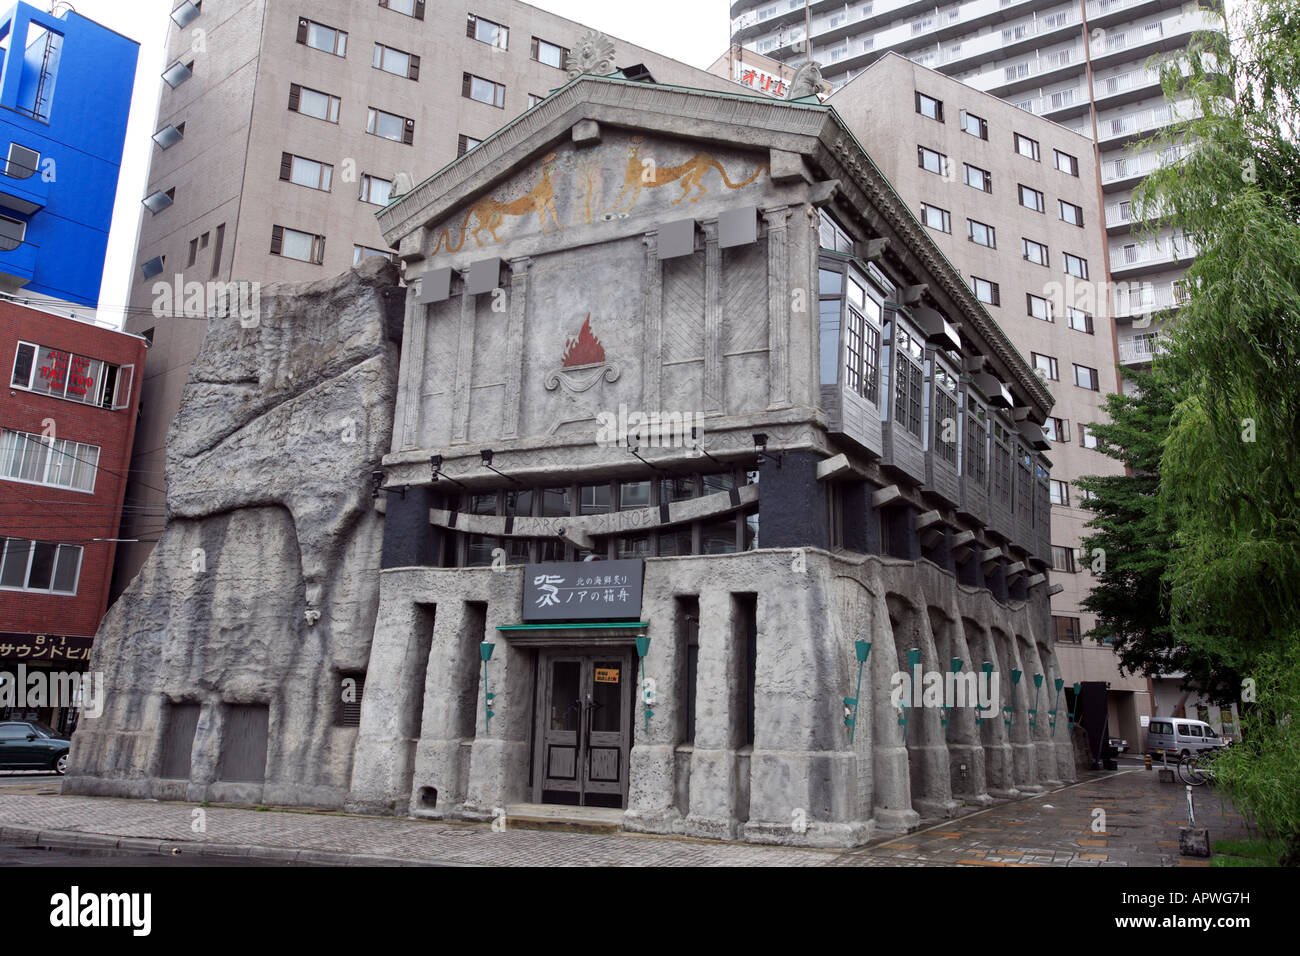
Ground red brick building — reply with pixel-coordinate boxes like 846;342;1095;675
0;301;146;730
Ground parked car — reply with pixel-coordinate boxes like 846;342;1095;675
0;720;70;775
1145;718;1224;758
1107;736;1129;754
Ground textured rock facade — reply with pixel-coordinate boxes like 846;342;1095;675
63;260;404;807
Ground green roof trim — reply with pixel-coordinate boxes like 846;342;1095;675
497;621;650;631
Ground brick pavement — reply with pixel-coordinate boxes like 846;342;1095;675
0;768;1253;866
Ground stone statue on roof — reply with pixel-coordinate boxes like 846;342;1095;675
786;61;831;100
566;30;616;80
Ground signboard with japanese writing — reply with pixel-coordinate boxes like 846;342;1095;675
0;633;93;663
734;63;788;98
522;560;644;622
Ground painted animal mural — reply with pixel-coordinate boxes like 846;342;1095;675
430;154;563;253
428;136;768;253
612;137;769;211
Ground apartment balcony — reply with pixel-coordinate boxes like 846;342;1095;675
1117;333;1169;365
1085;0;1203;33
1091;64;1165;110
1010;82;1089;121
1096;100;1195;149
0;154;48;216
1100;145;1187;190
1109;236;1198;277
1086;7;1223;73
1112;283;1182;322
0;233;39;290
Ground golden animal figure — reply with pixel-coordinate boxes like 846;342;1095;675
430;157;563;254
613;140;769;212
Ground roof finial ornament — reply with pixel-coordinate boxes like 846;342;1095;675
566;30;617;80
786;61;831;100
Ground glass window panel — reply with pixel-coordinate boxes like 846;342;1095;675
818;268;842;296
0;539;29;588
540;487;572;517
619;481;651;510
701;515;738;554
18;434;47;481
658;477;695;504
469;493;498;515
703;472;736;494
12;343;34;387
26;541;56;590
281;228;314;261
579;483;610;514
0;430;17;477
743;511;759;550
657;527;693;556
52;545;79;593
465;534;496;567
550;661;581;731
299;87;332;120
820;298;841;385
616;535;653;560
504;489;533;516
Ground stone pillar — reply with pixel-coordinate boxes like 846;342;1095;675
394;289;425;451
893;591;958;819
684;589;741;839
625;591;682;835
186;698;223;802
1008;634;1043;793
763;206;791;409
641;233;663;412
869;586;919;832
500;257;531;439
976;622;1019;799
702;220;723;415
947;616;993;806
449;270;476;443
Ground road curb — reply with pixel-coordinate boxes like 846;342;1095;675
0;823;476;867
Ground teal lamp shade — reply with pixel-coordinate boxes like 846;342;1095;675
982;661;994;677
480;642;495;662
1011;669;1022;684
635;636;651;658
950;657;963;673
907;648;921;668
855;640;871;663
1054;677;1064;693
1033;673;1043;688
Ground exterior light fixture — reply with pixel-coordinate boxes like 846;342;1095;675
941;657;963;738
1004;668;1022;731
1029;672;1044;732
753;432;783;468
1068;681;1082;728
844;639;872;742
635;636;652;732
900;647;922;740
479;448;521;485
689;425;724;468
480;642;496;733
1049;677;1065;735
430;454;467;489
978;660;994;726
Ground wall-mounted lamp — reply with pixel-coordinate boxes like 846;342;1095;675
844;639;872;742
480;448;522;485
1029;672;1044;732
1049;677;1065;735
689;425;724;468
941;657;963;738
1004;668;1022;731
753;432;783;468
430;454;468;489
900;647;922;740
627;434;668;474
480;642;496;733
977;660;994;726
1068;681;1082;728
635;636;652;732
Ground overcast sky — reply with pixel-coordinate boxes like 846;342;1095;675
70;0;730;328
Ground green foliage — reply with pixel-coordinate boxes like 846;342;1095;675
1207;645;1300;862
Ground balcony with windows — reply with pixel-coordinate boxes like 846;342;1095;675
1086;6;1223;72
1109;233;1197;278
1096;99;1195;148
1112;281;1183;323
1101;143;1187;190
0;144;47;215
1117;331;1170;365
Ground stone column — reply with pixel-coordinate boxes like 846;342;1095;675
450;270;476;443
702;221;723;415
641;233;663;412
1008;633;1043;793
394;288;425;451
624;589;681;835
976;621;1019;799
500;257;531;439
763;206;791;409
947;615;993;806
684;588;740;839
869;584;919;832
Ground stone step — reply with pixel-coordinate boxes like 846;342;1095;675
503;803;625;835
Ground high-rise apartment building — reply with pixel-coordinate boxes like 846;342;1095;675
828;52;1143;746
732;0;1224;747
114;0;746;595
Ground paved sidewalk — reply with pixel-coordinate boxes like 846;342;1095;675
0;769;1253;866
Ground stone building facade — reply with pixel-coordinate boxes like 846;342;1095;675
67;71;1075;847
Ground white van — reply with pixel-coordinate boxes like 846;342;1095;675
1145;718;1224;757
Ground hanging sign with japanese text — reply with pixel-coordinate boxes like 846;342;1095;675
522;560;644;622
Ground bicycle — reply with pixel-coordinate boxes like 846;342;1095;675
1177;748;1218;786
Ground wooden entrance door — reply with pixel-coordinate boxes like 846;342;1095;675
534;651;632;808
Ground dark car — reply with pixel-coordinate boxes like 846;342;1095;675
1107;735;1129;754
0;720;70;775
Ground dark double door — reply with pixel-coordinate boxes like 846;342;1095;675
533;650;633;809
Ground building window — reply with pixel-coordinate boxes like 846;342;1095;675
141;255;165;280
353;245;396;266
933;363;959;466
463;73;505;108
367;107;415;144
1014;132;1040;161
162;60;194;89
969;276;999;306
467;14;509;48
843;273;882;405
1068;307;1094;334
917;145;947;176
963;163;992;192
0;538;83;595
1053;615;1082;643
915;91;943;121
1079;424;1098;448
360;174;392;206
527;93;544;108
1059;199;1084;226
457;134;483;157
373;43;420;79
0;429;100;493
7;143;43;177
1051;544;1076;571
151;123;185;150
1027;293;1053;322
893;326;925;439
1033;352;1059;381
1063;252;1089;278
532;37;567;69
10;342;126;408
1049;480;1071;507
1022;237;1049;267
271;225;326;264
142;188;175;215
297;18;347;56
1045;416;1069;442
171;1;202;28
960;109;988;139
1018;183;1044;212
1055;149;1079;175
1073;363;1100;390
967;218;996;248
380;0;425;20
965;400;988;488
280;153;332;191
289;83;341;123
921;203;951;233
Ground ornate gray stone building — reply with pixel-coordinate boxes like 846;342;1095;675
68;68;1074;847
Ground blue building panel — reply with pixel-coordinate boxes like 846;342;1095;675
0;3;137;307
